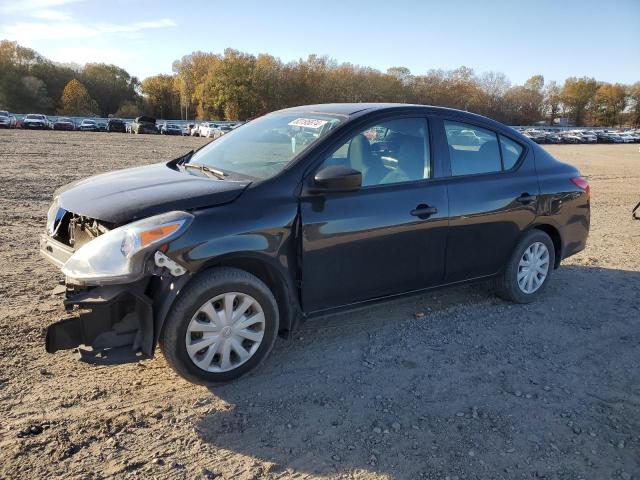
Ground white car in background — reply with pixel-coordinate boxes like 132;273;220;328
198;122;220;138
0;110;15;128
22;113;49;129
577;131;597;143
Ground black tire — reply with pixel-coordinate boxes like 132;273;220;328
160;267;279;385
495;229;555;304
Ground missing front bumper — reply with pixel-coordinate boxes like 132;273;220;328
45;280;154;363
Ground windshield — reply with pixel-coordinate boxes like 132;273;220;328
189;111;344;180
26;114;44;120
0;111;8;117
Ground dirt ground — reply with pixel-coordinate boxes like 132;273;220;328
0;130;638;480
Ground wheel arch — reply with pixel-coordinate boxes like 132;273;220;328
196;253;301;337
527;222;563;268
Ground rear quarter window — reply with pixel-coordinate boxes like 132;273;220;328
499;135;524;170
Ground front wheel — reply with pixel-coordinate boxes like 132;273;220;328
495;230;555;303
160;267;279;384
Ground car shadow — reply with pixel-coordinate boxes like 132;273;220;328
194;265;640;478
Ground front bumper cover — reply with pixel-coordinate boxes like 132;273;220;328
46;280;154;363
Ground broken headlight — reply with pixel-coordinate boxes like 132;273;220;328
62;211;193;285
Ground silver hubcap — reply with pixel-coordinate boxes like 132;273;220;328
517;242;550;294
185;292;265;373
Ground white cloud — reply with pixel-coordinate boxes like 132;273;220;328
0;0;176;77
45;45;137;65
30;9;74;21
0;0;84;14
1;18;177;41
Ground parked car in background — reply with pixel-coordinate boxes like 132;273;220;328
40;103;590;384
131;116;157;134
107;118;126;133
199;122;223;138
190;124;201;136
561;132;583;144
22;114;49;129
213;124;233;138
544;133;562;144
0;110;15;128
618;132;637;143
160;123;184;135
576;131;597;143
53;117;75;131
79;119;99;132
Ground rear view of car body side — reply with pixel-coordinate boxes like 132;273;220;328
39;104;590;384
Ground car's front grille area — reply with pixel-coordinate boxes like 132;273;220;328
52;212;113;249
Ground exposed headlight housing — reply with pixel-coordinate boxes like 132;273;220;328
46;196;63;235
62;211;193;285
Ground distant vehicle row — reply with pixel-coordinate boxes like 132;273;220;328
518;128;640;144
0;112;242;137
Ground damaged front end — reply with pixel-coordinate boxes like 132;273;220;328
40;206;193;363
46;280;154;363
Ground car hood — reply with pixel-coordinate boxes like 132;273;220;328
55;162;251;224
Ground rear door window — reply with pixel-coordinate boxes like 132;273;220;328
444;121;501;176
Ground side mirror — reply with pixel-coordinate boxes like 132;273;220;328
312;166;362;193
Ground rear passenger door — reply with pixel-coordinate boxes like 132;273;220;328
438;119;539;283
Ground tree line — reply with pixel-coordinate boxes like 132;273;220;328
1;40;638;126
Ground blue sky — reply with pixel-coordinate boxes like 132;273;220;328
1;0;638;85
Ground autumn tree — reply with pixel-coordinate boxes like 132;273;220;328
592;83;627;126
543;81;562;125
81;63;139;116
629;82;640;126
141;74;180;119
57;79;98;115
561;77;598;126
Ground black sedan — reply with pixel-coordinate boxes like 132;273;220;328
40;104;590;384
160;123;183;135
53;117;75;131
107;118;126;133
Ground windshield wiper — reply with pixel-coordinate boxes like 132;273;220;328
183;163;227;180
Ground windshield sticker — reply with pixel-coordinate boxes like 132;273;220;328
288;118;329;129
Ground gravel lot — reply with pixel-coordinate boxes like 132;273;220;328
0;130;639;480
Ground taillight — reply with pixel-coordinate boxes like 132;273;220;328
571;176;590;199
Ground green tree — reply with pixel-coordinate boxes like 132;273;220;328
57;78;98;115
504;85;543;125
543;81;562;125
81;63;140;116
561;77;598;126
629;82;640;126
592;83;627;126
524;75;544;93
114;100;143;118
141;74;180;119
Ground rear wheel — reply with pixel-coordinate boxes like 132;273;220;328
495;230;555;303
160;267;279;384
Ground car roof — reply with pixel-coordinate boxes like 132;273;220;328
277;103;511;128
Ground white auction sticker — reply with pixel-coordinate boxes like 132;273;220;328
288;118;328;129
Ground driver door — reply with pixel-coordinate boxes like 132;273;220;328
299;117;449;312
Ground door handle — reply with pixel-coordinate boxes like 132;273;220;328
410;204;438;218
516;193;536;204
